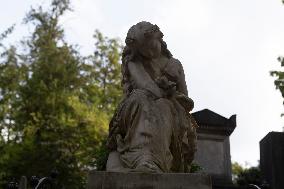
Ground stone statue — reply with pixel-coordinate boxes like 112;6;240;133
106;21;197;173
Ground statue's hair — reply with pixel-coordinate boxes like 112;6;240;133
122;22;172;63
121;21;172;95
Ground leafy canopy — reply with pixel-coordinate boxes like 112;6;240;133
0;0;123;188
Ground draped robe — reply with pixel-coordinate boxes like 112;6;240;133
106;57;196;173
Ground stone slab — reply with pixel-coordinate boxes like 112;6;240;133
193;109;235;187
87;171;212;189
260;132;284;189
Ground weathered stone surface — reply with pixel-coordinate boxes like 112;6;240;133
260;132;284;189
106;21;197;173
192;109;236;188
87;171;212;189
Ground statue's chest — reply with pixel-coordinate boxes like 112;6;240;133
143;58;170;80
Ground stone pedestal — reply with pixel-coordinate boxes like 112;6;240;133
260;132;284;189
87;171;212;189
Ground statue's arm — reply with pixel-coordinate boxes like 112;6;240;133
177;62;188;96
175;61;195;111
128;61;162;98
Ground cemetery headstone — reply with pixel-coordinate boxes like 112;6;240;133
260;132;284;189
192;109;236;189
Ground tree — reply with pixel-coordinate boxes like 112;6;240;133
0;26;18;143
0;46;22;143
0;25;14;49
232;162;262;187
271;1;284;115
0;26;31;187
232;162;244;182
0;0;123;187
86;30;123;171
271;56;284;116
87;30;123;117
0;0;118;188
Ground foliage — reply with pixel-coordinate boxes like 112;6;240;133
232;162;262;186
0;0;122;188
87;30;123;117
0;25;14;47
271;56;284;116
93;139;109;171
190;162;203;173
83;30;123;172
232;162;245;182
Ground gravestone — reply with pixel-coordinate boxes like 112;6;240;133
260;132;284;189
192;109;236;189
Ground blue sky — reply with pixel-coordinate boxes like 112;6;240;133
1;0;284;167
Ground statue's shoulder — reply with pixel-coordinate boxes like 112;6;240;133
168;57;184;73
169;57;182;66
163;57;184;81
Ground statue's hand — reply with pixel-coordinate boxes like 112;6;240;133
155;76;176;97
165;82;176;97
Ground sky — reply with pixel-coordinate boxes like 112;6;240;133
1;0;284;167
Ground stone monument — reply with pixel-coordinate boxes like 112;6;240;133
87;21;212;189
106;21;197;173
192;109;236;189
260;132;284;189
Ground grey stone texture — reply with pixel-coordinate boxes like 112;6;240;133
260;132;284;189
87;171;212;189
106;21;197;173
192;109;236;189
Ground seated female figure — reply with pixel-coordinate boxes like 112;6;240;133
106;21;197;173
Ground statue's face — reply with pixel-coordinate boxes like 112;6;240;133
139;33;162;59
